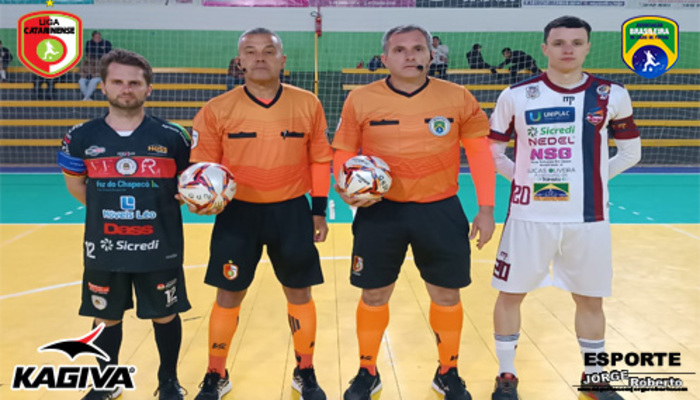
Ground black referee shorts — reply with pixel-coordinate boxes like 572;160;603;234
205;195;323;291
350;195;471;289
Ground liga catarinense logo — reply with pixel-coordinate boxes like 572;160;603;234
622;16;678;79
17;11;82;78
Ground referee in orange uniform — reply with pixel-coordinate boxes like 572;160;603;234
333;24;496;400
187;28;332;400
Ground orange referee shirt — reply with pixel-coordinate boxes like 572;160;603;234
191;84;333;203
332;77;489;203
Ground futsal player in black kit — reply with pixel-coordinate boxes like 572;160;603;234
57;49;191;400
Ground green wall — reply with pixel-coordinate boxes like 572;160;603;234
2;29;698;70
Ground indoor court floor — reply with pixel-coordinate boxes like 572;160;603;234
1;172;698;400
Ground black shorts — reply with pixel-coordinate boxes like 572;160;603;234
79;267;190;320
350;196;471;289
205;195;323;291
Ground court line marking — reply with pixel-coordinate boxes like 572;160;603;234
662;224;700;241
0;223;47;247
0;256;495;301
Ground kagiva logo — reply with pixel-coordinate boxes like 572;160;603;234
11;324;137;391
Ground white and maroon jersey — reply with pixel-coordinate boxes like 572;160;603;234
489;73;639;223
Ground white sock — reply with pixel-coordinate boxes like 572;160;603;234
495;333;520;376
579;338;605;376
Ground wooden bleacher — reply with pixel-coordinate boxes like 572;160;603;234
0;66;698;165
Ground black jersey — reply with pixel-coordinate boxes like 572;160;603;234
58;115;191;272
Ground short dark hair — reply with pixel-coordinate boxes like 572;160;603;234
100;49;153;85
544;16;592;42
91;31;100;37
502;47;512;54
472;43;481;50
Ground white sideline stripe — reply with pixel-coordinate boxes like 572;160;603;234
662;224;700;241
0;257;494;300
0;224;47;247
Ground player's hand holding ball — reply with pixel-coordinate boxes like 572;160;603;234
177;162;236;215
335;155;392;208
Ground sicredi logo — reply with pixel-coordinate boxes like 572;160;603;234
525;107;576;125
11;324;137;391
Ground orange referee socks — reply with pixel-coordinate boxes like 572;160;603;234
287;300;317;369
430;301;464;374
357;300;390;376
208;302;240;377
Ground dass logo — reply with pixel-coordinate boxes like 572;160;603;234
17;11;82;78
11;324;137;391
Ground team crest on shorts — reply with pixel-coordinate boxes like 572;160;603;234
91;295;107;310
428;116;451;137
223;261;238;280
352;256;364;275
17;11;82;79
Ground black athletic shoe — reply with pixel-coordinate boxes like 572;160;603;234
432;367;472;400
343;367;382;400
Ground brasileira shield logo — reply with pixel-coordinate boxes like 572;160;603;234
17;11;82;78
622;16;678;79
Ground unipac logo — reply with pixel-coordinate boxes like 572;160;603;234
12;324;137;391
622;16;678;79
17;11;82;79
525;107;575;125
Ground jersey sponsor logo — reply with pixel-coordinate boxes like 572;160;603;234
533;183;570;201
586;107;605;125
120;195;135;210
102;209;157;220
95;180;159;190
530;147;572;161
562;95;575;105
99;238;160;252
11;324;137;391
622;16;678;79
427;116;451;137
223;261;238;280
528;136;575;147
85;146;106;157
596;85;611;100
115;158;138;176
86;157;176;179
525;107;575;125
17;11;83;79
147;144;167;154
103;223;154;236
526;85;540;99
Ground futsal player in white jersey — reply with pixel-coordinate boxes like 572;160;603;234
488;16;641;400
